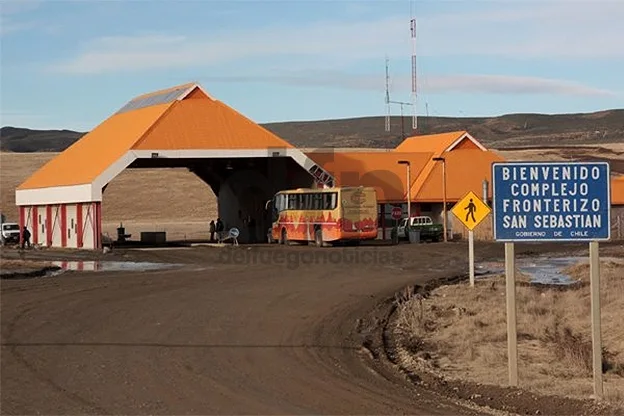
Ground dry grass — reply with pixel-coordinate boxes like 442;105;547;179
395;259;624;405
0;152;56;221
0;153;218;234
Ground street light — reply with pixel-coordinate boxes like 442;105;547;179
398;160;411;219
432;157;448;242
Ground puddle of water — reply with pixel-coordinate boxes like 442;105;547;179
475;257;585;286
51;261;182;272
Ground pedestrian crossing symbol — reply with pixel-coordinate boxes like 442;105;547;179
451;191;491;231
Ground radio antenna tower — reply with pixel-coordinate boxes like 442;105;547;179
410;0;417;130
384;58;412;138
385;56;391;132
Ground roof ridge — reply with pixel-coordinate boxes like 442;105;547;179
133;82;197;101
402;130;466;141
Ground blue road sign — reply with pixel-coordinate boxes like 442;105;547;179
492;162;611;242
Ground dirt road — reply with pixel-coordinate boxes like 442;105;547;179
1;242;620;414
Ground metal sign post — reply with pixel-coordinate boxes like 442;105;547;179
451;191;491;287
590;240;603;397
505;242;518;386
467;228;475;286
492;161;611;393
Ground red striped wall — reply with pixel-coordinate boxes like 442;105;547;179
46;205;52;246
95;202;102;249
32;206;38;245
19;206;25;246
17;201;100;250
60;204;67;247
77;203;83;248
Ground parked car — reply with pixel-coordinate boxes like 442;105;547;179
397;216;444;242
1;222;20;245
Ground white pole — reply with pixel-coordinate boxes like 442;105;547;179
505;242;518;386
469;230;475;287
406;163;411;218
590;241;603;398
442;161;448;242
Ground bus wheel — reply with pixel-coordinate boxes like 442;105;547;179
280;228;288;245
314;229;323;247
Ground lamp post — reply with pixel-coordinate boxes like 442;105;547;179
432;157;447;242
398;160;411;218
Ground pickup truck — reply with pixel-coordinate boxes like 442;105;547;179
1;222;20;245
397;216;444;242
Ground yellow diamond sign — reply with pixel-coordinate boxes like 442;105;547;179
451;191;491;231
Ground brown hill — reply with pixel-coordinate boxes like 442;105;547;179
2;110;623;152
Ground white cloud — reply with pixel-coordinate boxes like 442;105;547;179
199;71;615;97
47;1;624;74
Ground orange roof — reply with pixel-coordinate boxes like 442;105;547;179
133;98;294;150
415;149;506;202
306;151;433;202
18;103;172;190
18;83;295;191
395;131;467;153
612;175;624;205
396;131;485;202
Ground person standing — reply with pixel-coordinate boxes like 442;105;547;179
209;220;216;242
215;218;224;242
21;226;31;249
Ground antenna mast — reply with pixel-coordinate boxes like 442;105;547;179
386;57;413;139
385;56;391;132
410;1;417;131
384;58;412;139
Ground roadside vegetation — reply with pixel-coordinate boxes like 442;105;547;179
394;258;624;407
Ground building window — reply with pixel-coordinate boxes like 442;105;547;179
71;218;75;229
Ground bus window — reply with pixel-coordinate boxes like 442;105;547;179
322;194;330;209
324;192;337;210
270;199;278;221
302;193;310;210
277;194;287;212
313;194;323;210
287;194;297;210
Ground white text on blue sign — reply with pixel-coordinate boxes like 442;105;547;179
492;162;610;241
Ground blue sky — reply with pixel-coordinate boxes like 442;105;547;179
1;0;623;131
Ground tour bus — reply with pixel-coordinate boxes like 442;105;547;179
266;186;378;246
